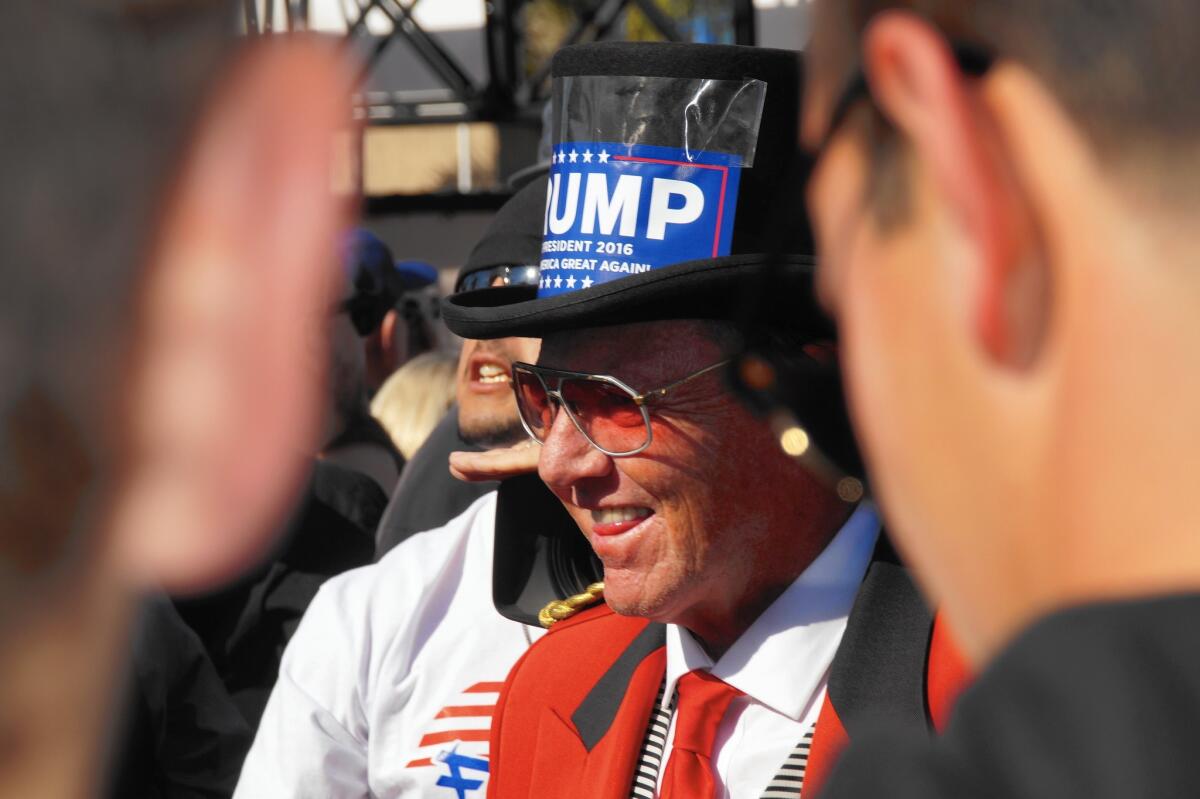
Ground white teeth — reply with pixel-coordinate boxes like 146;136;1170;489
591;507;653;525
476;363;511;384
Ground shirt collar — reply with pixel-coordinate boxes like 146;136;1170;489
663;503;880;720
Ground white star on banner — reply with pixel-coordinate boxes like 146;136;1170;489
568;149;578;163
582;149;593;163
554;275;563;288
566;275;577;289
581;276;594;289
597;150;609;164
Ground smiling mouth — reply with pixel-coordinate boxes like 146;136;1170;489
590;506;654;536
474;362;511;384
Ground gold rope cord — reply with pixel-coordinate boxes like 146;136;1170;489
537;582;605;628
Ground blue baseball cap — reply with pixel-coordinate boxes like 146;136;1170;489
394;259;438;292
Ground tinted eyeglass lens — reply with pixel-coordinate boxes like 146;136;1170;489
560;379;648;454
513;368;555;441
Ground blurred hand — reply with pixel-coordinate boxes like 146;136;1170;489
449;440;540;482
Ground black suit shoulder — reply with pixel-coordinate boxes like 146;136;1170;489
823;594;1200;799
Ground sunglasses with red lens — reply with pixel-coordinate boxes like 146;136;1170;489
511;360;730;457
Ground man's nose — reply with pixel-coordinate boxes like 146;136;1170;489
538;404;612;488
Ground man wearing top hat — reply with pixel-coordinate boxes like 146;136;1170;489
442;41;966;799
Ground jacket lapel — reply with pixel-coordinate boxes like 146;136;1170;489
805;558;933;796
552;623;667;799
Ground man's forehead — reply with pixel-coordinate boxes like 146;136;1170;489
539;320;719;376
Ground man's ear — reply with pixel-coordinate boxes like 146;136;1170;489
112;40;353;592
862;12;1047;367
380;307;402;358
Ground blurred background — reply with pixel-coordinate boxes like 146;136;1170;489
236;0;810;294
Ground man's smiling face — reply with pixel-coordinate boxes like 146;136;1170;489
534;319;830;631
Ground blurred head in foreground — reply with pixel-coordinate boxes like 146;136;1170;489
803;1;1200;664
0;1;350;793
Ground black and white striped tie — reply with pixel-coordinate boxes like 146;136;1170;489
631;681;674;799
759;728;814;799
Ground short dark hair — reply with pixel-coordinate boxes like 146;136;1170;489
0;1;234;579
812;0;1200;214
697;318;832;364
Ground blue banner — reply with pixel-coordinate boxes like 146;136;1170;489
538;142;742;298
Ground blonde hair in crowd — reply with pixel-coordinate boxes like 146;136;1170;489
371;351;458;460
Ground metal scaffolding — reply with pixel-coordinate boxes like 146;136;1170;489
243;0;757;125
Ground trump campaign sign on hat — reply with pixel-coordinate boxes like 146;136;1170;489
441;41;821;341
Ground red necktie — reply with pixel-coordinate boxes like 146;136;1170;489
659;670;743;799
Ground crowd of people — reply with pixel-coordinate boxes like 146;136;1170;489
5;2;1200;798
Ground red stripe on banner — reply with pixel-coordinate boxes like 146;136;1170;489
713;166;729;257
436;705;495;719
406;758;433;769
464;682;505;693
419;730;491;746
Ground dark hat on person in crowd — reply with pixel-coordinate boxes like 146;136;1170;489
442;41;827;341
394;259;439;292
451;173;548;298
341;229;437;336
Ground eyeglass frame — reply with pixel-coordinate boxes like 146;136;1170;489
511;359;732;457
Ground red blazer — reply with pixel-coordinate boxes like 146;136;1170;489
487;561;969;799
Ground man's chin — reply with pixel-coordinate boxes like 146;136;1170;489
601;578;672;620
456;413;527;449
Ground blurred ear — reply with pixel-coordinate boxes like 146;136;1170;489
112;40;353;592
862;12;1048;367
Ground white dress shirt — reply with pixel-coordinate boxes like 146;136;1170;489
657;504;879;799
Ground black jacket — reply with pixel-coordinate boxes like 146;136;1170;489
822;594;1200;798
174;460;378;728
107;596;251;799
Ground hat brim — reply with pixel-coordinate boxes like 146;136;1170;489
441;253;832;340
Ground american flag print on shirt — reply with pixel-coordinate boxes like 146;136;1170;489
405;681;503;799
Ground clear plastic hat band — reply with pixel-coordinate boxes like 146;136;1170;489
538;75;766;298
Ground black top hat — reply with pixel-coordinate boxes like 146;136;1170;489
442;41;823;341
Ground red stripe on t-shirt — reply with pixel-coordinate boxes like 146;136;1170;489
419;730;491;747
435;705;495;719
464;682;505;693
405;758;433;769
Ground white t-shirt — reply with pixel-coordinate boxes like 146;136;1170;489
234;492;543;799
